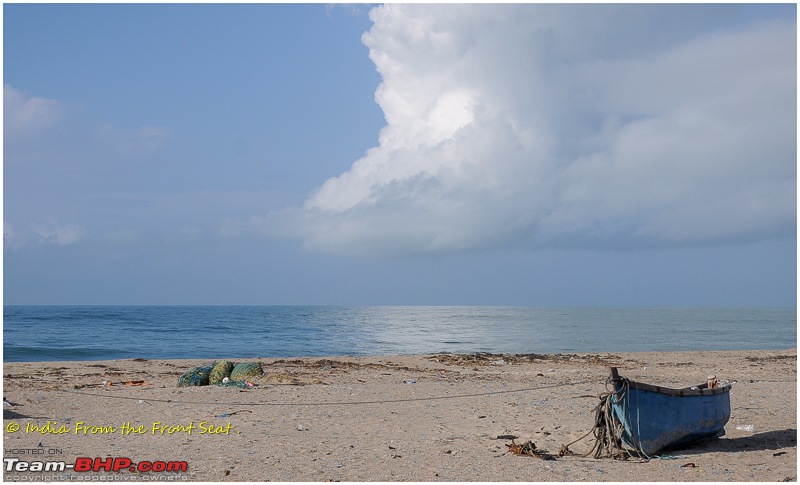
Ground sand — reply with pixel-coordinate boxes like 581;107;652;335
2;349;796;482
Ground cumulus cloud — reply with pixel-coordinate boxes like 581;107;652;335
4;84;63;137
274;4;796;255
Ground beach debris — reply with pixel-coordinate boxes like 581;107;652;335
230;362;264;380
75;380;147;389
773;451;787;457
216;410;252;418
735;424;756;432
177;362;215;387
175;361;262;388
681;462;697;468
210;361;235;385
505;440;556;460
217;378;256;388
72;382;92;390
496;434;518;440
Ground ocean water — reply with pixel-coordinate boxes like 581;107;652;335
2;306;796;362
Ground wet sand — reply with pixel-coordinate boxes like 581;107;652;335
2;349;796;482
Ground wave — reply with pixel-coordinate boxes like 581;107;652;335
4;345;133;362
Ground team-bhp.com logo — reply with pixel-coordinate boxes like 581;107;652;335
5;457;188;473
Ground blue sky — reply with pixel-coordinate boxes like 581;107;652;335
4;3;796;306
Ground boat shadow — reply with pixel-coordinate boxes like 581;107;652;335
677;428;797;454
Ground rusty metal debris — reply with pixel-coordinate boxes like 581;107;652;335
558;444;574;457
505;440;556;460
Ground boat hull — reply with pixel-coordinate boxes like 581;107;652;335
610;372;731;456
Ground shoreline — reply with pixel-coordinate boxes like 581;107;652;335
4;346;797;365
3;349;796;481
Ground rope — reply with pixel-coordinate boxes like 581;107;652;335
558;376;649;462
60;375;653;463
610;377;651;461
57;379;596;407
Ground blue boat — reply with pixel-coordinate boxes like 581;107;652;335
608;367;732;456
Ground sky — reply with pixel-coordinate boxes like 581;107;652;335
3;3;797;306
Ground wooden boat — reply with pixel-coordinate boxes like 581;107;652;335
608;367;732;456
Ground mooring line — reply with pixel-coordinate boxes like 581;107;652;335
57;379;596;407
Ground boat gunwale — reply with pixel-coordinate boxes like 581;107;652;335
613;376;732;397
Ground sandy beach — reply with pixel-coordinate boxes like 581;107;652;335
3;349;796;482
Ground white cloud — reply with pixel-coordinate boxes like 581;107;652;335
33;223;85;245
273;5;796;255
94;123;171;154
4;84;63;137
5;222;85;248
135;126;171;150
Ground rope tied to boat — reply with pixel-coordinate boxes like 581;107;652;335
60;378;597;407
559;376;650;462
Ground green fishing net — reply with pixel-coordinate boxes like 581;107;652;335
230;362;263;380
177;361;215;387
209;360;235;384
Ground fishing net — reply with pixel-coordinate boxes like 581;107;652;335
209;360;235;384
215;378;254;388
175;361;263;388
177;361;215;387
230;362;263;380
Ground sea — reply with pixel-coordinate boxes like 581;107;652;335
3;306;796;362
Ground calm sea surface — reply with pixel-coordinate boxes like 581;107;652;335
3;306;796;362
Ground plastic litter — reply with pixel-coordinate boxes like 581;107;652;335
736;424;755;432
216;410;251;418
